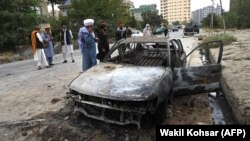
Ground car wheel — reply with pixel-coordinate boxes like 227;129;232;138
141;113;154;129
155;98;168;123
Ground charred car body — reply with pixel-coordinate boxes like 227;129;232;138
68;36;223;129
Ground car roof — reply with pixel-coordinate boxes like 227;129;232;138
123;36;170;44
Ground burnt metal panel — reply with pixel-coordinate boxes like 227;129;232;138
173;64;221;96
69;63;170;101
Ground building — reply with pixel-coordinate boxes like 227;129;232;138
160;0;191;24
130;4;159;21
58;0;71;16
35;0;49;16
192;5;222;25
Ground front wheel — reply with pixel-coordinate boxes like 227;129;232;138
155;99;168;123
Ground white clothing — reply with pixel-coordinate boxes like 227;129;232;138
143;28;152;36
62;44;74;53
34;49;48;67
36;32;43;42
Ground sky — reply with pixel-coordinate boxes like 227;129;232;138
131;0;230;12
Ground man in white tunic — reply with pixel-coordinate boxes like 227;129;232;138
60;24;75;63
31;25;49;70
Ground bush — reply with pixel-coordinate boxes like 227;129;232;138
202;34;237;48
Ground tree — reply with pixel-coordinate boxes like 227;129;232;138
0;0;43;52
172;21;180;26
141;12;164;29
127;14;138;28
201;13;222;29
68;0;129;37
230;0;250;28
48;0;65;17
236;0;250;28
224;11;238;28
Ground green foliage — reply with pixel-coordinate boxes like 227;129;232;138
202;34;237;48
0;0;42;52
68;0;129;38
224;11;238;28
48;0;65;4
141;12;164;29
172;21;180;26
229;0;250;28
236;0;250;28
201;13;222;29
127;14;138;29
243;57;250;60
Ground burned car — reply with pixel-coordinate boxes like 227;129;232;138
68;36;223;129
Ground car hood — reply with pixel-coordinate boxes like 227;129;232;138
69;63;169;101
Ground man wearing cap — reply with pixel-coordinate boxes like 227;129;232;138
41;25;55;65
30;25;49;70
60;24;75;63
80;19;98;71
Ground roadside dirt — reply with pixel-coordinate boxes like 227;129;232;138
1;29;246;140
209;29;250;124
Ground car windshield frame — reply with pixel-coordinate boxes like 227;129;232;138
103;36;172;67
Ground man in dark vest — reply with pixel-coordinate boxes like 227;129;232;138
60;24;75;63
31;25;49;70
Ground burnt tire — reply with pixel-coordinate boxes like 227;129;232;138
141;113;154;129
155;99;168;124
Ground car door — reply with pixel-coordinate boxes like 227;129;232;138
169;39;185;67
176;39;186;66
173;40;223;96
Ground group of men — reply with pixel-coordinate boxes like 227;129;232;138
30;19;104;72
30;24;75;70
115;23;132;41
31;21;166;72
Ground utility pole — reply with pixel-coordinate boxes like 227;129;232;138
210;0;214;35
220;0;226;35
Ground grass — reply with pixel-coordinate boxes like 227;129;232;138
202;34;237;48
238;44;247;49
233;58;242;61
224;52;233;56
243;57;250;60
